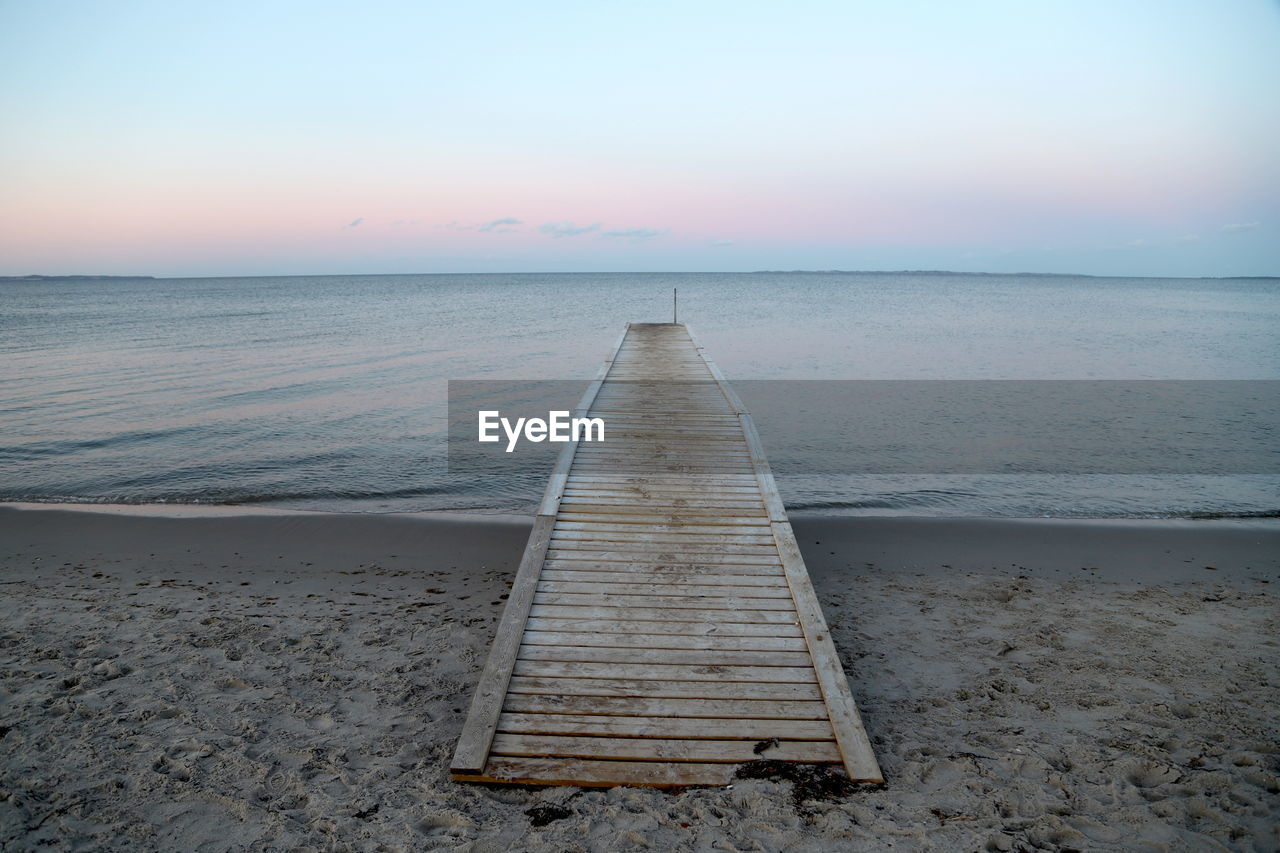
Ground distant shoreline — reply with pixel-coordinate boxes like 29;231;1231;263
0;274;155;281
2;270;1276;282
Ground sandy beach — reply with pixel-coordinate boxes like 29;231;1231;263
1;504;1276;852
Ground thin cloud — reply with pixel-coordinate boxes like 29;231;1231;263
479;217;523;233
1220;222;1259;233
1176;234;1200;244
346;217;364;228
601;227;666;242
710;239;733;247
540;221;600;238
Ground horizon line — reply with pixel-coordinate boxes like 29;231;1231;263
3;269;1278;282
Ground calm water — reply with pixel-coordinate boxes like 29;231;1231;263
2;272;1277;517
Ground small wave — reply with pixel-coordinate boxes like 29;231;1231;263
787;488;985;513
0;485;449;507
1;425;205;461
787;498;905;511
230;486;447;504
1186;509;1280;520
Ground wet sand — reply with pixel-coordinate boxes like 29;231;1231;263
1;504;1276;851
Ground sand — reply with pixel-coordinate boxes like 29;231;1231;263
1;504;1276;852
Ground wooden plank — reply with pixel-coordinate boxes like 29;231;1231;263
550;530;777;546
511;660;817;683
544;549;781;565
592;395;729;402
560;487;760;497
561;487;764;499
496;713;835;740
571;446;748;456
527;604;801;624
573;438;747;450
506;674;822;699
556;512;770;527
536;324;629;517
568;473;758;483
516;644;812;667
770;522;884;782
522;617;803;637
583;407;742;412
450;513;556;775
558;481;757;494
554;502;768;517
568;459;755;469
569;455;752;464
541;569;783;583
553;520;774;534
567;469;756;476
541;561;785;576
489;734;841;764
585;417;738;424
550;528;776;543
573;446;751;457
683;324;748;413
593;387;726;395
738;414;789;524
581;438;745;447
566;457;754;468
536;581;792;598
520;631;810;652
575;437;748;448
542;568;785;585
531;592;797;610
502;694;830;720
563;468;757;473
561;534;772;555
547;539;780;555
578;429;745;439
569;454;751;464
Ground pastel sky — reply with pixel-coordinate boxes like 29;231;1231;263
1;0;1277;277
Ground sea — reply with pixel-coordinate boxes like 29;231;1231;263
2;272;1277;518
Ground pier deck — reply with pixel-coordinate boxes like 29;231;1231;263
451;323;881;787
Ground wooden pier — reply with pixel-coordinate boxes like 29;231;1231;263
451;323;881;787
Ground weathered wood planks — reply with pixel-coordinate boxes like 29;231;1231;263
451;322;881;787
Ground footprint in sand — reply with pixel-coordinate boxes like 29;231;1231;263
415;811;477;841
307;715;336;731
1240;768;1279;794
1125;760;1181;788
256;769;293;803
91;661;133;680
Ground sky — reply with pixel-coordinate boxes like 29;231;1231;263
1;0;1277;278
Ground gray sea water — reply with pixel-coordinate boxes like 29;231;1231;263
2;272;1277;517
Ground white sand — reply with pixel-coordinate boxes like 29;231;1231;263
1;506;1276;852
